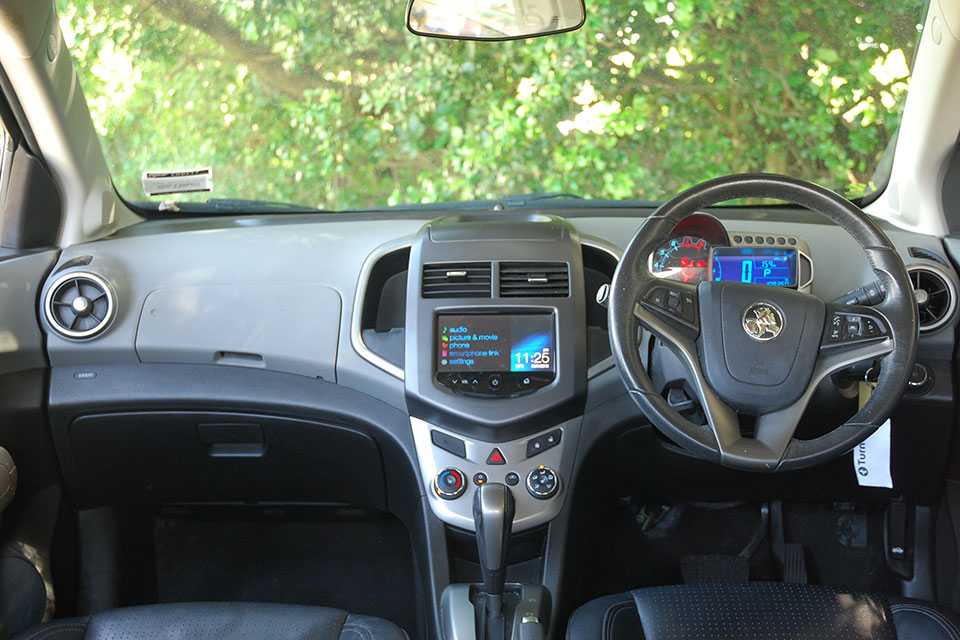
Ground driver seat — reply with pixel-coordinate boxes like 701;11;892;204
566;582;960;640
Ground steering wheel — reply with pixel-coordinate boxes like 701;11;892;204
609;174;918;472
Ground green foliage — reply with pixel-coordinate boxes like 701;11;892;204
59;0;925;208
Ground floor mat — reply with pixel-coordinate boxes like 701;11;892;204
575;500;894;605
577;501;778;602
781;502;893;594
153;512;417;635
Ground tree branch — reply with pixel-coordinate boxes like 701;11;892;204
150;0;335;99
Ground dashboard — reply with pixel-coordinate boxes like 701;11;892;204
25;207;960;535
8;204;958;640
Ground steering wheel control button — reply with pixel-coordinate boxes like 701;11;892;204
642;284;698;328
825;310;887;345
845;316;864;338
505;472;519;486
525;429;562;458
526;466;559;500
430;430;466;458
827;313;844;342
644;286;667;309
473;472;488;486
680;291;697;323
434;468;466;500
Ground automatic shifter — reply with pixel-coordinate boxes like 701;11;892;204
473;482;516;618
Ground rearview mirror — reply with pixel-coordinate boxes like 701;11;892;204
406;0;585;41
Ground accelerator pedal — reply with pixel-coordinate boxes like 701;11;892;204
781;543;808;583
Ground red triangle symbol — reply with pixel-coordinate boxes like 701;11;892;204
487;448;506;465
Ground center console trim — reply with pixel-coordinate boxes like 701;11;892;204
581;237;621;379
411;416;580;532
351;238;413;381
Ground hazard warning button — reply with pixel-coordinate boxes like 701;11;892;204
486;448;506;465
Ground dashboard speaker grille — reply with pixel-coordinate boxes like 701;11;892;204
499;262;570;298
422;262;492;298
44;272;115;339
909;266;956;332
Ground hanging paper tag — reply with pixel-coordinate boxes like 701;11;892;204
853;419;893;488
854;378;892;488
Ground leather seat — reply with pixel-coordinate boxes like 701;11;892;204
567;582;960;640
11;602;408;640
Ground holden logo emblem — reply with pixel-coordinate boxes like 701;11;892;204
742;303;784;341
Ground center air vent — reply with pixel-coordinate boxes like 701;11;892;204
499;262;570;298
422;262;492;298
909;265;957;332
44;272;116;339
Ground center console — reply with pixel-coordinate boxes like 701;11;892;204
402;214;591;639
404;214;587;527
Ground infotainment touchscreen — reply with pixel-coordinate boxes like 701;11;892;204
435;313;556;396
710;247;798;287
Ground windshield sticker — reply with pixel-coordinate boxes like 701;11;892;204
142;167;212;196
853;419;893;489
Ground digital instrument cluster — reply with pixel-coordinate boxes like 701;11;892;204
647;214;812;289
711;247;798;287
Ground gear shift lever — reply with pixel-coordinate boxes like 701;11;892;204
473;482;516;617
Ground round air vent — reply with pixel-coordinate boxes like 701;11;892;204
908;265;957;333
43;271;116;339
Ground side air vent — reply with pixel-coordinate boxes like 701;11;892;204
422;262;492;298
44;272;116;339
499;262;570;298
908;247;949;267
909;265;957;332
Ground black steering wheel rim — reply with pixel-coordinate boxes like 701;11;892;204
609;173;918;472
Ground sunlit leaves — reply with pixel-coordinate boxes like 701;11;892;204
58;0;926;208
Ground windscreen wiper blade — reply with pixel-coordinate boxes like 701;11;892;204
496;192;584;206
140;198;334;214
196;198;334;213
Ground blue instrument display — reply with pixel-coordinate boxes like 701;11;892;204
710;247;798;287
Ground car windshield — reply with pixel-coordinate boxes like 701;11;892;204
59;0;926;211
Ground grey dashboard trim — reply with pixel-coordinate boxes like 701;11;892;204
581;237;621;380
0;250;57;375
136;283;341;380
350;237;413;381
353;235;621;383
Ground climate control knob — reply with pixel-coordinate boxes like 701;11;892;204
526;466;559;500
434;468;466;500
